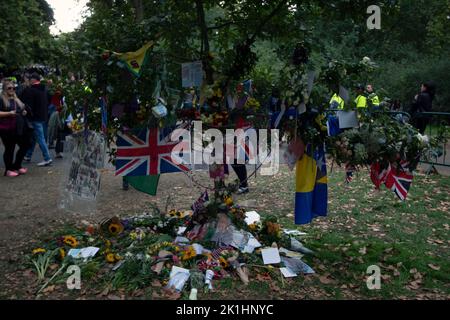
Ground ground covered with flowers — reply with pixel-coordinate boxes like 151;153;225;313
0;165;449;300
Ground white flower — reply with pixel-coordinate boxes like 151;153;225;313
417;133;430;144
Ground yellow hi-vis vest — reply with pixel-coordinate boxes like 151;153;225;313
368;93;380;107
329;93;345;110
355;95;368;108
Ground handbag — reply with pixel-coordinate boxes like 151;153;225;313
0;115;17;132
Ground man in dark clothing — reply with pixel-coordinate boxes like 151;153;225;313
20;73;52;166
411;82;435;134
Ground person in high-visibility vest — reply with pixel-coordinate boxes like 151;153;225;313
355;84;368;108
366;84;380;108
329;92;345;110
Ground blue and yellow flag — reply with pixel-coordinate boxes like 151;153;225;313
113;41;155;77
294;145;328;225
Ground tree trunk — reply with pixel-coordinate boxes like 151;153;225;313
195;0;214;85
132;0;144;23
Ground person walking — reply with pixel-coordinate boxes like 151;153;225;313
0;79;31;177
20;73;53;166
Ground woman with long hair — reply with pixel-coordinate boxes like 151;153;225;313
0;79;31;177
411;81;436;134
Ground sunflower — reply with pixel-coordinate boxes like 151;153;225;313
181;246;196;261
219;257;229;268
224;196;233;207
106;253;116;263
32;248;46;255
63;236;78;248
168;209;177;217
108;223;124;236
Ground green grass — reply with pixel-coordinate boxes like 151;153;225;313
236;166;450;299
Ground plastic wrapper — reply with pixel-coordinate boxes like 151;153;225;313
166;271;190;292
205;270;214;290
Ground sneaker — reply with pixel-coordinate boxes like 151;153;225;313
37;159;53;167
18;168;28;175
24;156;31;162
5;170;19;177
237;187;249;194
56;153;63;159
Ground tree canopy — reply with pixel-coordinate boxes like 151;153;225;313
0;0;56;71
2;0;449;109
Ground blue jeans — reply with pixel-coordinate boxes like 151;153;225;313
26;121;52;161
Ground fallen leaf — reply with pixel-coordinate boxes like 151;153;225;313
428;264;441;271
318;275;333;285
98;287;110;297
49;264;59;271
151;279;162;287
255;273;272;282
43;285;55;293
162;289;181;300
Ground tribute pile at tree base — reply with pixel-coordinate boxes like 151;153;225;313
29;186;316;299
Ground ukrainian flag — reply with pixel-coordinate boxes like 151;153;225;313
294;145;328;225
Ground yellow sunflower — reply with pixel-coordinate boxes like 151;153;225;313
224;196;233;206
106;253;116;263
168;209;177;217
181;246;196;261
32;248;46;255
63;236;78;248
219;257;229;268
108;223;124;236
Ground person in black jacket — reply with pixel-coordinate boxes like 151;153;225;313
20;73;53;166
411;81;436;134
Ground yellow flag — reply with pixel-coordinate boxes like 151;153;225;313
113;41;155;77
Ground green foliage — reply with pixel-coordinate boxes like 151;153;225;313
0;0;56;70
375;55;450;112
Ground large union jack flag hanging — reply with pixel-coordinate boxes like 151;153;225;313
115;127;190;176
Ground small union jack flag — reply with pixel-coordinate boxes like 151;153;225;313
385;161;413;201
370;160;413;200
345;164;355;184
191;191;209;214
115;127;190;176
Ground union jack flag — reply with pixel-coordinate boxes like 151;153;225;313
191;191;209;214
385;161;413;201
115;127;190;176
370;160;413;200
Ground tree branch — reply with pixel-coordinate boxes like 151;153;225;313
249;0;289;43
195;0;214;84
